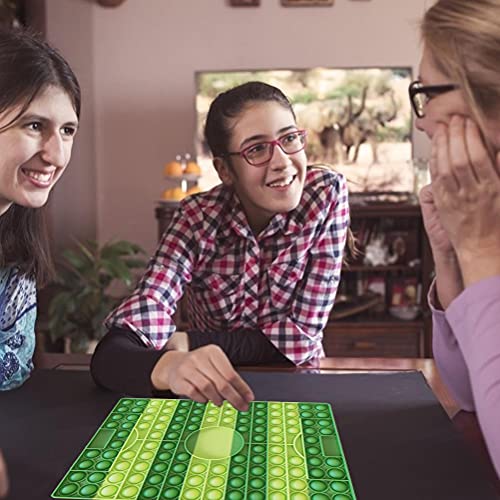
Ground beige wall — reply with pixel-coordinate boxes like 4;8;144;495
45;0;97;254
40;0;430;256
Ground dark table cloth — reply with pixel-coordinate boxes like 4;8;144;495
0;369;498;499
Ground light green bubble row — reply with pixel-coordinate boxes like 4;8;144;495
179;401;238;499
266;402;309;499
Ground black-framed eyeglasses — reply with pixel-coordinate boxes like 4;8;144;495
221;129;307;167
408;80;459;118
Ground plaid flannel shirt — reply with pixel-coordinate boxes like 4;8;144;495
105;166;349;365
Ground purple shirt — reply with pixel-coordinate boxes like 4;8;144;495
431;275;500;477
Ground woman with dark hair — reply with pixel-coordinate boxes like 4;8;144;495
0;26;80;496
0;26;80;391
411;0;500;478
92;81;351;411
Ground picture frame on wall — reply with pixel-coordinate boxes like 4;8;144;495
281;0;334;6
229;0;260;6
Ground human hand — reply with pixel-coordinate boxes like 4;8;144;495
419;182;464;308
430;115;500;284
165;331;189;352
151;345;254;411
0;450;9;498
419;183;455;257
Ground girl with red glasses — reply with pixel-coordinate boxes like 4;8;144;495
92;82;353;410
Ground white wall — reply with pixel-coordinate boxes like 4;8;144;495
43;0;430;256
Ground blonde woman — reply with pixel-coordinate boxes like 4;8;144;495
410;0;500;478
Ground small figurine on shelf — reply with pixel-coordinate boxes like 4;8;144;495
389;277;421;320
162;187;185;202
161;153;203;203
164;155;183;177
363;234;399;266
186;162;201;176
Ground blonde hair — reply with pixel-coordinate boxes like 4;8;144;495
421;0;500;148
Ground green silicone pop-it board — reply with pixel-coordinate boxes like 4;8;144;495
52;398;356;500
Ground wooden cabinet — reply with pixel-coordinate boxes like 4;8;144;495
155;199;434;358
327;201;433;357
323;323;421;358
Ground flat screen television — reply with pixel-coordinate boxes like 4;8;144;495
195;67;413;194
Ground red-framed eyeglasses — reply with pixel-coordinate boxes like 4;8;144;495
222;129;307;166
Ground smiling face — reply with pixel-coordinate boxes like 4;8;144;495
0;85;78;216
214;100;307;234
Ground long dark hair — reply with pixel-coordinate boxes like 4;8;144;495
0;27;81;286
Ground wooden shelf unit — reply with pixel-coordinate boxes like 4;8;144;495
330;201;433;357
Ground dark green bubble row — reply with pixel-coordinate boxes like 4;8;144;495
53;471;108;498
297;403;356;500
308;479;353;497
297;403;331;419
248;403;267;498
306;455;347;480
250;401;268;446
52;399;149;499
224;402;271;500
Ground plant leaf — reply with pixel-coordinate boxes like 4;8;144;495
62;249;88;270
74;240;97;263
101;240;145;259
123;258;148;269
48;237;146;342
101;258;132;286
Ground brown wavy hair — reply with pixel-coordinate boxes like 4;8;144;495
0;27;81;286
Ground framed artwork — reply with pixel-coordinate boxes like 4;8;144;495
281;0;334;6
195;66;413;194
229;0;260;5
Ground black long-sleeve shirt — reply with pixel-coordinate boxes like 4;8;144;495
90;328;291;396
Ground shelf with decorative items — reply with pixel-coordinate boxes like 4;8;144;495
324;198;434;358
157;153;202;238
162;153;202;201
155;154;203;329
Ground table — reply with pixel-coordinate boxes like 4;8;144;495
1;355;498;499
34;354;459;415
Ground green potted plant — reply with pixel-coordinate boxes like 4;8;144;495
48;239;147;353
